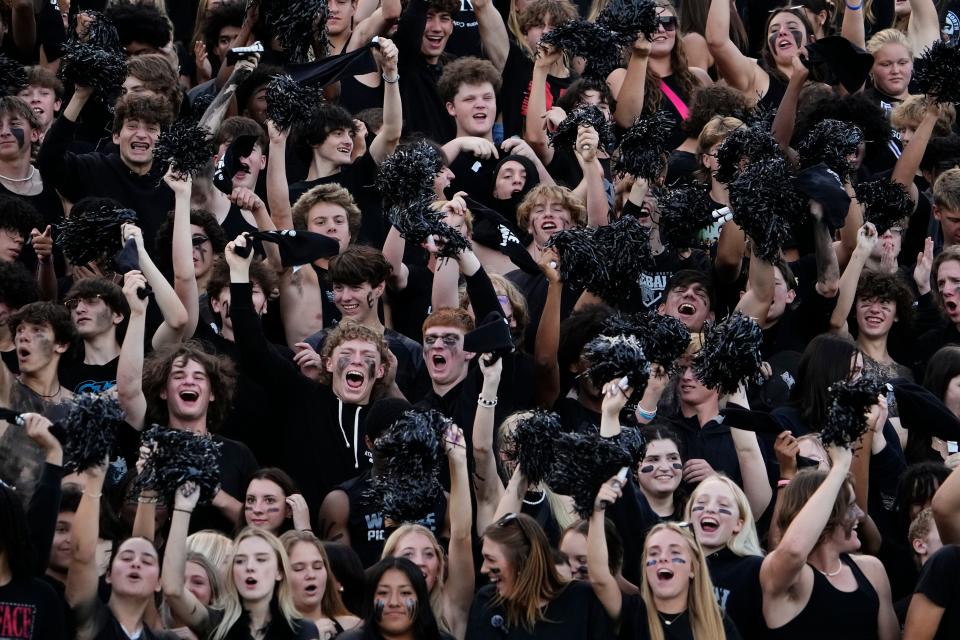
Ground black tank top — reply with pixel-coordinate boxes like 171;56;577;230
338;74;384;115
220;203;258;240
757;73;788;113
768;554;879;639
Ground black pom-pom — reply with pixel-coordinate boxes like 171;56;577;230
377;141;444;209
134;426;223;504
715;125;782;185
368;409;451;522
265;74;325;130
548;105;616;153
614;110;675;180
388;194;471;259
74;11;120;50
728;157;805;261
656;182;716;250
595;0;659;44
546;216;654;306
189;92;215;121
60;200;137;267
549;429;644;518
604;312;690;369
62;394;127;473
913;41;960;104
797;119;863;179
153;121;214;177
58;42;127;99
0;55;26;96
260;0;330;63
505;410;563;485
540;21;625;80
694;312;764;394
582;333;650;393
854;178;913;235
821;374;888;448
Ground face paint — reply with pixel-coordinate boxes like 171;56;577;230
670;557;687;564
404;598;417;619
790;29;803;47
335;355;351;374
10;127;24;148
366;291;374;309
718;508;733;516
640;465;655;474
365;358;377;379
221;300;231;320
672;463;683;470
374;599;385;621
646;559;658;566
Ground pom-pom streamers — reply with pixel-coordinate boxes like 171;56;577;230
388;195;471;259
539;21;625;81
58;42;126;99
727;157;805;261
260;0;330;63
656;182;716;250
821;374;888;448
377;141;444;208
62;394;127;473
505;411;563;485
0;55;26;96
614;110;675;180
715;125;782;185
582;333;650;392
797;119;863;179
548;105;616;152
134;426;223;504
596;0;659;43
854;178;913;235
265;74;325;130
693;312;763;394
75;11;120;50
913;41;960;104
154;121;214;177
59;199;137;267
367;409;450;522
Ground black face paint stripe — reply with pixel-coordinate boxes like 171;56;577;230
10;127;24;148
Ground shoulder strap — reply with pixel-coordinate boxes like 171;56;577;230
659;80;689;121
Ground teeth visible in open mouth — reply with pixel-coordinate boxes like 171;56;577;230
700;517;719;532
179;390;199;401
656;568;674;580
678;303;696;315
345;371;365;387
337;146;350;153
432;355;446;366
541;221;557;231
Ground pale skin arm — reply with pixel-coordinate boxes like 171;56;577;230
705;0;760;94
841;1;866;50
903;593;946;639
368;39;402;163
830;224;876;334
835;180;865;271
856;555;899;640
473;356;505;535
533;250;562;409
613;37;651;130
575;126;609;228
524;45;561;166
493;466;528;522
161;484;210;631
893;101;940;207
733;244;774;323
152;171;199;346
907;0;941;55
348;0;403;51
265;121;293;230
318;489;351;544
587;477;625;622
442;426;475;638
931;462;960;544
473;0;509;72
382;226;410;291
30;226;56;301
116;272;150;430
65;463;106;607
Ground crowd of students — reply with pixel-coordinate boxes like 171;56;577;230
3;0;960;638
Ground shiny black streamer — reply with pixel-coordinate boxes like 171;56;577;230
62;393;127;473
134;426;223;504
693;312;764;394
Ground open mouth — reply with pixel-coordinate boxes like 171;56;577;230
656;567;675;581
777;38;794;51
345;370;365;390
340;301;360;314
178;390;200;402
699;516;719;533
244;577;258;588
425;34;444;47
131;142;150;152
336;144;351;155
128;571;142;582
864;315;884;327
304;583;319;594
473;113;488;122
431;354;447;368
677;302;696;316
17;347;30;360
946;300;958;313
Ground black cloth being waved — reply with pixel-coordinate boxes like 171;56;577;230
230;282;374;515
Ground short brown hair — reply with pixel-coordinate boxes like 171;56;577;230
517;0;577;34
422;307;474;336
205;256;276;301
290;183;361;243
934;167;960;213
318;321;391;393
908;507;936;548
328;246;392;287
142;340;236;431
427;0;459;15
776;469;854;547
25;65;63;99
891;96;956;138
515;184;587;232
112;92;174;133
0;95;40;131
125;53;181;113
436;57;502;104
214;115;267;152
932;245;960;310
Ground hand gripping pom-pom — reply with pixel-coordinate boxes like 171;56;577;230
582;333;651;394
74;11;120;50
728;157;805;261
797;119;863;180
62;394;127;473
58;43;127;100
656;182;716;251
693;312;764;395
134;426;223;504
388;195;471;259
260;0;330;63
266;74;325;131
540;21;626;81
505;411;563;486
596;0;659;44
549;105;616;153
821;374;888;448
854;178;913;235
377;141;445;208
614;110;676;181
367;410;451;522
154;121;215;177
603;312;691;369
913;41;960;104
715;125;782;185
59;200;137;267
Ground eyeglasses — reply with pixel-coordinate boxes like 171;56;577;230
424;334;461;347
658;16;678;31
65;294;105;310
191;235;210;247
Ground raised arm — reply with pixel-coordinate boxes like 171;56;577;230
893;100;940;208
835;180;865;270
841;0;866;50
734;244;774;322
161;484;210;631
30;226;56;301
770;57;809;153
613;37;652;130
932;460;960;544
830;224;876;334
907;0;941;55
524;44;562;166
198;57;258;134
705;0;757;94
116;271;151;430
473;0;509;72
587;477;625;622
575;126;609;228
36;85;91;196
809;201;841;298
368;39;402;163
265;120;293;230
24;413;63;574
382;225;410;291
533;249;562;408
65;461;106;607
317;490;351;543
760;446;852;597
156;171;199;346
473;356;505;534
442;425;475;638
348;0;403;50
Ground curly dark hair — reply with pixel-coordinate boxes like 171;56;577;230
0;261;38;310
141;340;236;432
555;77;616;116
301;103;356;147
557;303;613;374
0;195;41;237
681;84;751;138
8;301;78;348
112;92;174;133
794;91;892;149
106;3;172;51
436;57;501;104
154;208;227;278
202;0;246;66
235;64;283;119
855;271;914;327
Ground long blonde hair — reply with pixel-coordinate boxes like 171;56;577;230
684;474;763;557
280;530;354;619
640;523;727;640
381;524;451;635
212;527;302;640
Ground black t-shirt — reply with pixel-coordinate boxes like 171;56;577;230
465;581;614;639
914;545;960;639
388;260;433;343
633;249;712;313
666;151;699;186
620;593;743;640
190;435;260;534
706;548;765;640
499;40;575;140
58;356;119;395
204;605;320;640
0;577;66;640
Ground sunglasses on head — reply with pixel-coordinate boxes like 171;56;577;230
658;16;678;31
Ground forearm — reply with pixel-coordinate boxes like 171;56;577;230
431;256;460;310
382;226;410;290
524;67;550;149
837;182;863;269
841;2;866;50
132;498;157;542
771;70;805;151
266;139;293;229
139;248;188;333
813;220;840;296
117;312;147;429
932;464;960;544
534;281;562;408
449;456;471;542
212;490;243;522
731;428;773;518
600;409;622;437
584;160;609;228
162;510;190;598
494;469;527;521
370;80;402;163
893;112;937;191
831;246;868;331
36;259;57;301
614;53;649;129
72;478;105;564
472;383;504;532
463;263;500;320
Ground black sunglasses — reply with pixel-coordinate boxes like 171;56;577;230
658;16;678;31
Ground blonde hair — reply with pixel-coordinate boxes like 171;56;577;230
186;529;233;581
695;116;744;183
291;183;362;242
934;168;960;213
684;474;763;557
516;184;587;234
280;530;354;619
211;528;302;640
640;523;727;640
891;96;956;136
161;552;225;628
381;525;451;635
866;28;913;57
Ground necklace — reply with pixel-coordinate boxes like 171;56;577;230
659;611;684;626
819;559;843;577
523;490;546;505
18;377;61;399
0;165;36;182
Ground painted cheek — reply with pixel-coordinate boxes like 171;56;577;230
640;465;655;474
374;599;385;621
335;355;351;373
670;557;687;564
10;127;24;147
790;30;803;47
672;463;683;470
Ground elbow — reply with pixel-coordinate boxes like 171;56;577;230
818;280;840;299
162;580;184;600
